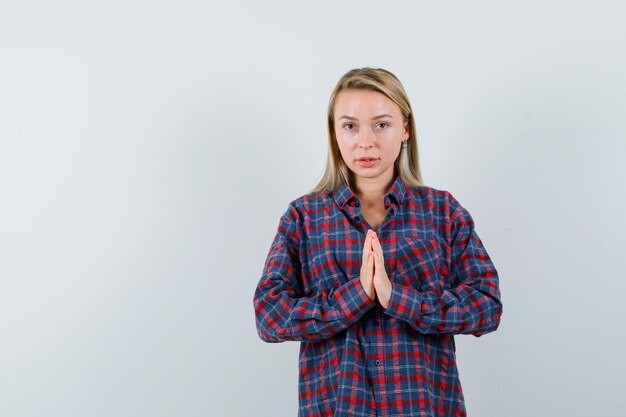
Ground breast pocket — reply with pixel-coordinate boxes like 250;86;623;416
394;236;445;292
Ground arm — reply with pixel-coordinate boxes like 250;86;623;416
383;197;503;336
253;205;376;343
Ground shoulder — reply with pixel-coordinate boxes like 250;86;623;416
278;190;335;225
404;183;465;215
403;183;477;237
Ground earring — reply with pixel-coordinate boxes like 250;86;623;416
402;141;408;149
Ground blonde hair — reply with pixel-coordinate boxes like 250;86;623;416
309;67;423;195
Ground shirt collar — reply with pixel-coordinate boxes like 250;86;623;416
385;174;408;207
332;180;357;210
332;175;408;209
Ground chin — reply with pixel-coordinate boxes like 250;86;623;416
350;163;393;181
352;168;382;179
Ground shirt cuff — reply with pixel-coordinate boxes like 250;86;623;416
383;283;426;322
333;278;376;321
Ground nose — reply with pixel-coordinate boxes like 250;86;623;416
358;128;375;149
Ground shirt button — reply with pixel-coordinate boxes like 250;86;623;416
375;319;381;325
375;360;381;366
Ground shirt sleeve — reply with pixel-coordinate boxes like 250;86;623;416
383;196;503;336
253;204;376;343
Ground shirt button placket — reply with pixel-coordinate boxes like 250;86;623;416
374;308;382;368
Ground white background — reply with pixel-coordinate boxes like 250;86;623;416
1;1;625;416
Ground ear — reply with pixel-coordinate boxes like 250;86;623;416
403;121;410;141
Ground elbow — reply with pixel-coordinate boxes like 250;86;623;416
254;307;293;343
257;328;282;343
492;298;503;331
254;297;283;343
472;300;503;337
254;309;285;343
255;317;285;343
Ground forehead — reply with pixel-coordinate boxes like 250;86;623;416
334;89;401;118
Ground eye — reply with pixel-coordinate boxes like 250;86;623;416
377;122;389;129
344;123;356;130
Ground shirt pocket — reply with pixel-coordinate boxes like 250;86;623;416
394;235;445;292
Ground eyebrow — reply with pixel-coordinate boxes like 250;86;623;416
338;114;394;121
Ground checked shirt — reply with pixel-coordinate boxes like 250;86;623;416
253;175;503;417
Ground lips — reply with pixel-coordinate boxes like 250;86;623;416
356;157;379;168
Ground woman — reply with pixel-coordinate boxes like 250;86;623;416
253;67;503;417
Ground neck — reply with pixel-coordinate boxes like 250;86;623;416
353;169;396;204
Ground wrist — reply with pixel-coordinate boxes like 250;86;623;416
376;280;392;309
360;279;376;301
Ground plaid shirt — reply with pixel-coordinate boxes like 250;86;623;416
253;175;502;417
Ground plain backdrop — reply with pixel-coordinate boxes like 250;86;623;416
1;1;625;416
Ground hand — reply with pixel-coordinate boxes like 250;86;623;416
371;232;393;309
359;230;376;301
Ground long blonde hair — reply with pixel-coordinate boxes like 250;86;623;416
309;67;423;195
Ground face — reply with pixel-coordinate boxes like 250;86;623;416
333;89;409;187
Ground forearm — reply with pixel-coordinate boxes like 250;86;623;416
383;279;502;336
254;277;376;343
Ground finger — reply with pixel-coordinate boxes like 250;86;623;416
362;230;373;260
369;231;377;251
371;232;381;254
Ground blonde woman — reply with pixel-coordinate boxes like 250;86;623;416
254;67;503;417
